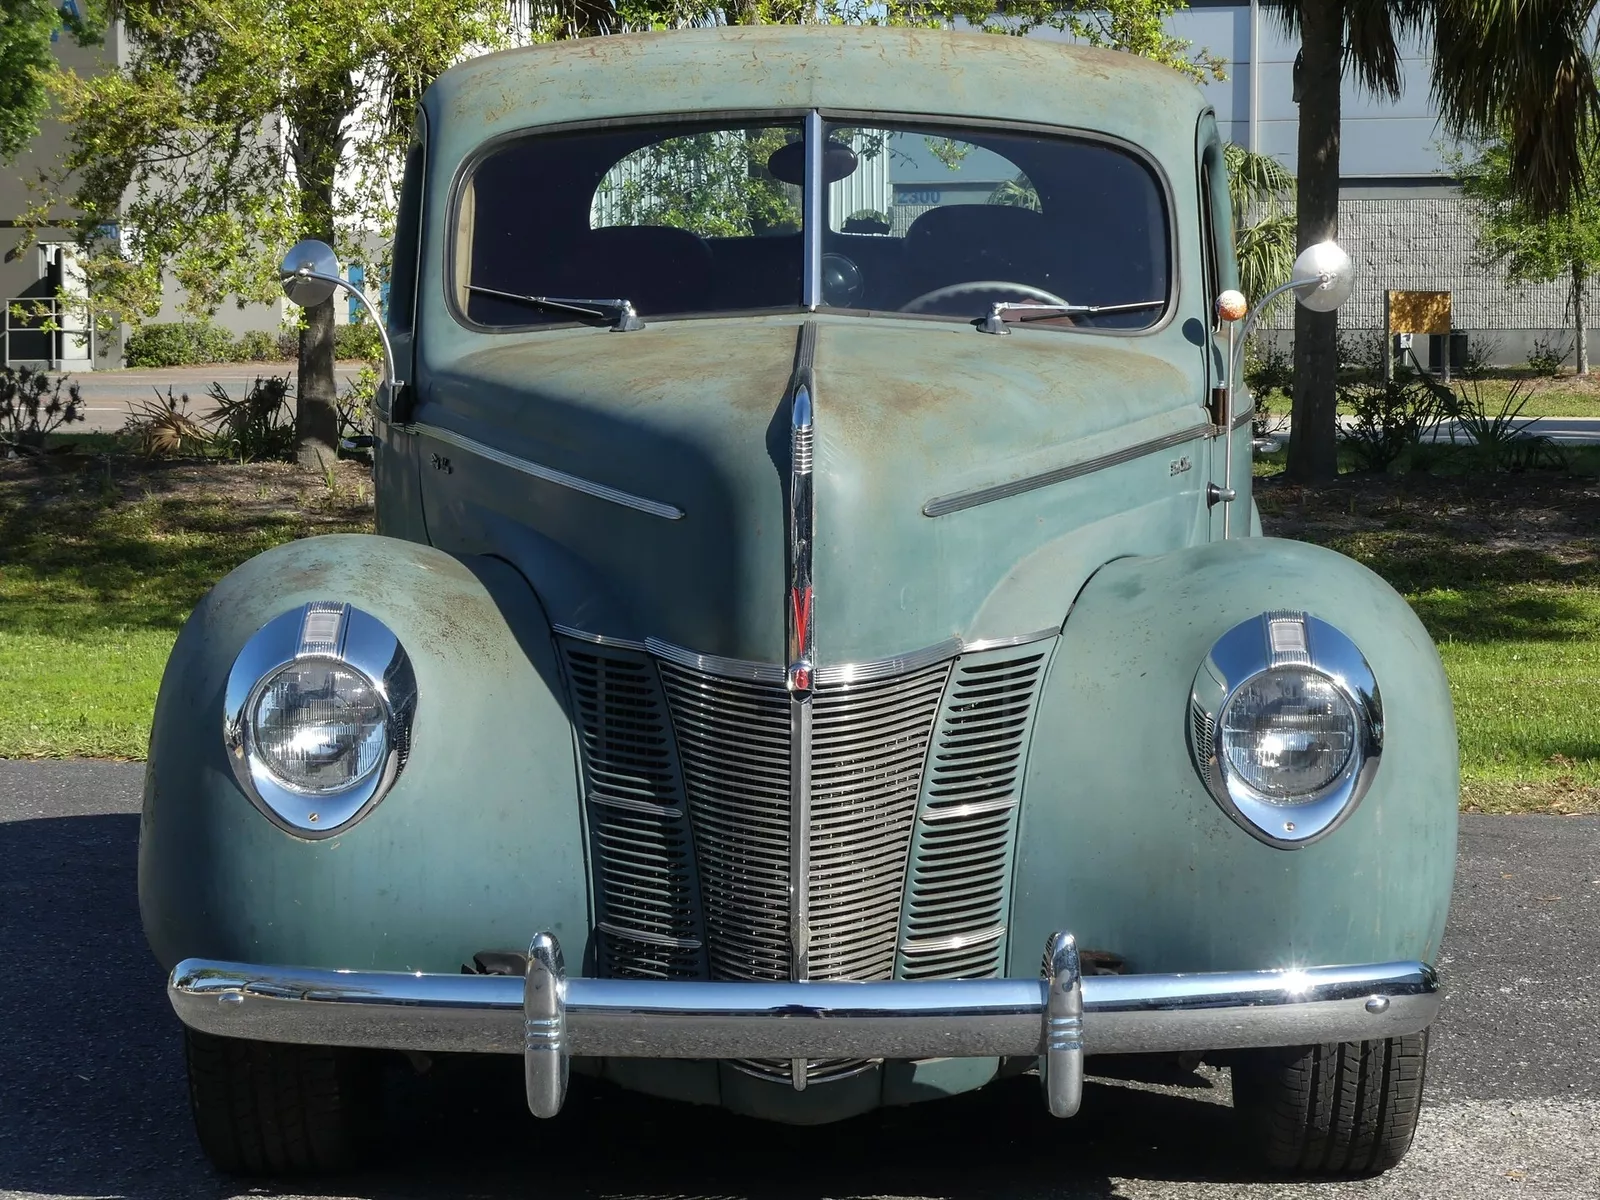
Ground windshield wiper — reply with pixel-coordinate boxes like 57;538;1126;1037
467;284;644;331
980;298;1164;335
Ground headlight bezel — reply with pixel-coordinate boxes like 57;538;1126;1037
1189;611;1382;848
224;602;417;837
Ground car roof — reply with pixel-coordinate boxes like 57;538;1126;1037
422;25;1207;176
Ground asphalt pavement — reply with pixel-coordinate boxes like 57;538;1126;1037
1;759;1597;1199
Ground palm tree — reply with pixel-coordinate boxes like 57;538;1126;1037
1225;143;1296;313
1277;0;1600;483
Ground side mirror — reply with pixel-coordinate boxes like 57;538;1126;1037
276;238;403;417
1291;240;1353;312
279;239;343;307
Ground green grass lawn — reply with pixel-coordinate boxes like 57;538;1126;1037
4;444;1596;814
1256;458;1600;812
0;454;372;758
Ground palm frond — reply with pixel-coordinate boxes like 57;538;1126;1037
1429;0;1600;217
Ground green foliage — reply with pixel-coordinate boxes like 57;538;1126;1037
234;329;287;362
333;320;384;362
1527;335;1571;376
1;364;83;454
1456;134;1600;285
600;127;801;237
49;1;523;332
122;322;239;368
1338;367;1452;474
202;376;297;463
0;0;103;162
1224;142;1295;314
1444;379;1566;472
988;174;1041;211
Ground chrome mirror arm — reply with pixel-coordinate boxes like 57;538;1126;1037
279;267;400;394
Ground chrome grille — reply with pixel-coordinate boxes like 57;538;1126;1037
898;648;1049;981
809;662;951;980
656;662;792;982
561;642;704;980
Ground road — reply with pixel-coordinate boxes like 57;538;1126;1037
1257;415;1600;450
67;366;363;433
1;759;1596;1199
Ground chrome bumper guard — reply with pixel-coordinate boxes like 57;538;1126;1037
168;932;1439;1120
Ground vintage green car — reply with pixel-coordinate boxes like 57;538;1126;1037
143;25;1456;1177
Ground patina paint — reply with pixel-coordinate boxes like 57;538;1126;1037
415;314;1210;660
140;536;589;974
1011;538;1458;978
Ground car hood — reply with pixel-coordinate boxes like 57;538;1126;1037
418;315;1210;663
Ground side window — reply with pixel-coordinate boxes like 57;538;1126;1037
388;119;427;339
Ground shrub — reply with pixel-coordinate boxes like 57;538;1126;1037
276;330;300;360
123;321;237;367
334;320;384;361
1444;379;1565;471
121;387;212;458
204;375;296;462
1338;365;1451;473
234;329;287;362
1527;335;1570;377
337;364;378;449
0;365;83;454
1460;332;1502;380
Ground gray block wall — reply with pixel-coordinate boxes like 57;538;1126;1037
1262;189;1588;366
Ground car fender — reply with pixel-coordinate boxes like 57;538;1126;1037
1010;536;1457;976
139;534;588;974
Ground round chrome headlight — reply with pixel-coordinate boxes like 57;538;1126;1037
250;659;389;793
1190;612;1381;847
225;602;417;836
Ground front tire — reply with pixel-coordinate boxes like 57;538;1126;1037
1232;1032;1428;1176
184;1028;376;1175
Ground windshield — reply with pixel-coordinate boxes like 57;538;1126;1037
455;118;1169;332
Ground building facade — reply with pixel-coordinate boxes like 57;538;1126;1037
1163;1;1583;363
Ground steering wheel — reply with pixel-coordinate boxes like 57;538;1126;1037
899;280;1071;315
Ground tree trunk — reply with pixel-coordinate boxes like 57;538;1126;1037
1286;0;1343;485
1574;262;1588;375
290;98;349;471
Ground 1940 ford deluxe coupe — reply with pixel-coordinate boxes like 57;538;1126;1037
142;26;1457;1178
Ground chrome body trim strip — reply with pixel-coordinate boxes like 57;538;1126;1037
961;628;1061;654
785;360;817;1095
647;638;786;684
403;422;685;521
923;424;1211;517
815;638;960;685
169;949;1442;1083
551;625;646;652
551;625;1058;685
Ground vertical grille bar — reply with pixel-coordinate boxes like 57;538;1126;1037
657;663;793;982
897;644;1052;982
560;641;705;980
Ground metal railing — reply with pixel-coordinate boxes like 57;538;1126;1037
3;296;96;368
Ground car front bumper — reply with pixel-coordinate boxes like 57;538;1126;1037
168;931;1439;1120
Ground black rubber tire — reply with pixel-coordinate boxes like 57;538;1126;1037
184;1028;376;1175
1232;1031;1428;1176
